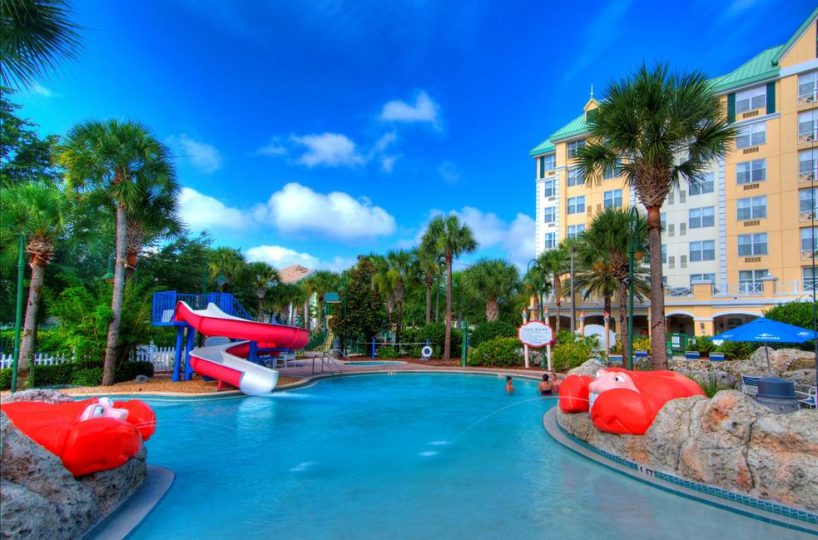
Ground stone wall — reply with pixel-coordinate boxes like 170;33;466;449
671;347;817;389
0;390;148;539
556;390;818;512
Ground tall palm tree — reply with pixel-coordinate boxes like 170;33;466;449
0;181;66;369
246;261;279;320
302;270;339;332
208;246;245;291
416;245;441;325
0;0;81;88
576;64;735;368
464;258;519;321
522;263;550;320
126;180;183;277
267;281;302;324
421;215;477;361
539;243;569;332
381;250;416;344
58;120;175;385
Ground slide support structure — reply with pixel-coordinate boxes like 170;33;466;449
173;326;185;382
184;327;197;381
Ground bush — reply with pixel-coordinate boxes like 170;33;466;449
27;362;74;388
552;340;594;372
469;321;517;348
377;345;398;359
716;341;755;360
115;361;154;382
72;367;103;386
467;337;523;367
0;368;12;390
416;322;462;358
686;335;716;356
632;337;651;353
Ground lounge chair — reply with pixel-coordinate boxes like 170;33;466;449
796;385;817;408
740;375;761;396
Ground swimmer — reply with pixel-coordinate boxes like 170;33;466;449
505;375;515;394
538;373;554;395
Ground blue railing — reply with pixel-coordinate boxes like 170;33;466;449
151;291;253;326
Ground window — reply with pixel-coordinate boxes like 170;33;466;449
544;233;556;249
680;255;687;269
688;207;715;228
567;168;585;187
736;196;767;221
804;267;817;291
736;122;766;148
603;160;621;180
661;244;667;264
799;110;818;143
800;71;818;104
543;207;556;223
567;139;585;158
679;190;687;204
736;159;766;184
668;256;675;269
801;227;817;256
668;224;675;237
739;270;768;294
738;233;768;256
567;224;585;239
801;150;818;181
735;86;766;113
689;240;715;262
690;172;715;195
690;273;716;286
668;191;675;204
801;189;818;218
603;189;622;209
539;154;555;178
680;223;687;236
567;196;585;214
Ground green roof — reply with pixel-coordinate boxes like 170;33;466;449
529;138;555;157
709;45;784;93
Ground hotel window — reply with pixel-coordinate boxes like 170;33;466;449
567;196;585;215
801;149;818;181
738;233;767;256
736;122;766;148
567;224;585;239
689;172;715;195
736;159;766;184
603;189;622;209
543;179;556;198
689;240;715;262
799;110;818;143
544;232;556;249
801;188;818;217
801;227;817;256
735;85;766;113
689;207;715;228
567;167;585;187
661;244;667;264
739;270;768;294
736;196;767;221
539;154;556;178
567;139;585;158
543;206;556;223
690;273;716;287
799;71;818;104
804;267;817;291
603;160;622;180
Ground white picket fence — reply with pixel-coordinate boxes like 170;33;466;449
0;344;177;373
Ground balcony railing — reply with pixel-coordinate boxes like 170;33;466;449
799;90;818;105
802;248;817;260
800;131;817;144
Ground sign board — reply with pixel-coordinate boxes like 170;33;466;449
518;321;553;348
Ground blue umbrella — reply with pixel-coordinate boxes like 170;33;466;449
712;317;817;374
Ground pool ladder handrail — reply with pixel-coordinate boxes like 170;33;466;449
311;351;341;375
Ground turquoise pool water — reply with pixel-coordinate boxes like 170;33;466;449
130;374;812;539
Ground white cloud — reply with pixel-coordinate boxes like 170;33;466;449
27;82;54;97
254;182;396;240
380;155;399;173
178;187;249;230
291;132;365;167
379;91;442;129
168;134;223;173
256;138;287;156
438;161;461;184
246;245;356;272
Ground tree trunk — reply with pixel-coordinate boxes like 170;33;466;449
303;298;309;329
395;286;404;345
554;276;562;333
19;257;47;370
486;297;499;321
444;255;453;361
603;294;612;352
425;276;432;325
647;205;667;369
258;296;265;322
317;298;324;331
618;281;629;357
103;203;128;386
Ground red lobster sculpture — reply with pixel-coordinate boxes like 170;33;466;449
559;368;704;435
1;398;156;477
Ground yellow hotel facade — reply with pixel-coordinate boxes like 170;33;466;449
530;8;818;339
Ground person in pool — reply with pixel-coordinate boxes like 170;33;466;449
538;373;555;395
505;376;515;394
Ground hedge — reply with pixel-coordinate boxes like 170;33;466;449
26;360;154;388
0;368;12;390
469;321;517;348
468;337;523;367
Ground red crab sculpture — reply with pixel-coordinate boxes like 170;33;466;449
1;397;156;477
558;368;704;435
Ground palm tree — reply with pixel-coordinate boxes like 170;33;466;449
126;179;183;277
539;244;569;332
0;181;66;369
464;259;519;321
58;120;175;385
421;215;477;361
576;64;735;368
208;246;245;291
246;261;279;320
416;245;441;325
380;250;416;344
0;0;81;88
302;270;339;332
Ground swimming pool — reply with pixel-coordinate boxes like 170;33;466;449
129;374;813;539
344;360;406;366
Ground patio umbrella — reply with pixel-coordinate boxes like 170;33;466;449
712;317;817;374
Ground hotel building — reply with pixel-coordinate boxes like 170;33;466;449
530;8;818;338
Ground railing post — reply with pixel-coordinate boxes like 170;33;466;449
173;326;184;382
371;336;376;359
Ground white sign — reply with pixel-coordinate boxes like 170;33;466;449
518;322;553;348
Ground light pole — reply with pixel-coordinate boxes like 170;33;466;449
627;206;645;370
569;245;576;334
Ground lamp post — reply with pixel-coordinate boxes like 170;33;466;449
570;245;576;334
627;206;645;370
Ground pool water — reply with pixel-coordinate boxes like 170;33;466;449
130;374;812;540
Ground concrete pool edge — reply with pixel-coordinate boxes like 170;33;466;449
542;409;818;535
83;465;175;540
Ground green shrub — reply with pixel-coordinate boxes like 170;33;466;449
416;322;462;358
552;340;594;372
27;362;74;388
469;321;517;348
686;335;716;356
115;361;154;382
467;337;523;367
0;368;12;390
377;345;398;359
697;374;732;398
632;337;651;353
716;341;755;360
72;367;103;386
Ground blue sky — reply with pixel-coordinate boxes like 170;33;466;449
14;0;815;271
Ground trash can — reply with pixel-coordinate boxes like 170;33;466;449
756;378;799;413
